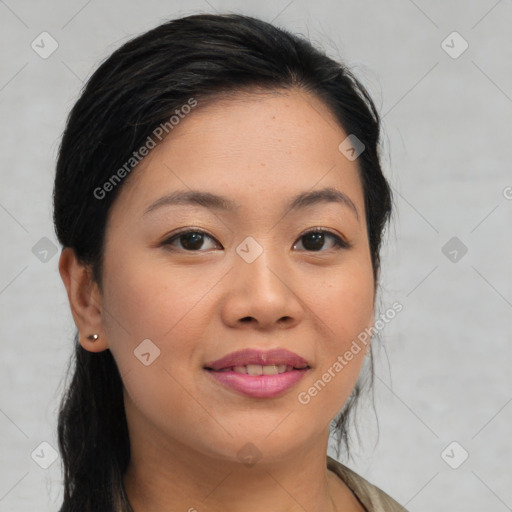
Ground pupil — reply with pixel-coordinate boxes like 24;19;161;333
182;232;203;250
304;232;324;251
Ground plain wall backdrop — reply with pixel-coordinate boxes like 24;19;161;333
1;1;511;511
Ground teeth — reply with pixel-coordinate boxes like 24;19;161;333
231;364;292;375
261;365;278;375
248;364;263;375
213;365;299;374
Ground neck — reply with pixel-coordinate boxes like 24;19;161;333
122;422;353;512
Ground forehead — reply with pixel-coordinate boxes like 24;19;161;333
109;88;365;220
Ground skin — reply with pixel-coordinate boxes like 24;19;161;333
59;88;375;512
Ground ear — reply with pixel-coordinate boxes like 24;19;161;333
58;247;109;353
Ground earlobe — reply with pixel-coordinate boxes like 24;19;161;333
79;332;106;353
58;247;109;353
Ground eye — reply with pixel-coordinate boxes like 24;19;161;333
293;229;351;252
161;229;221;251
161;228;350;253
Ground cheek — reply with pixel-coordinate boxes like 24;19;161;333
99;252;222;436
99;249;228;377
313;261;375;341
295;263;374;417
101;250;215;337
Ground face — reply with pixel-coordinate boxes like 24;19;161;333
98;88;375;464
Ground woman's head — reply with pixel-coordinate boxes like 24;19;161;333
54;13;391;510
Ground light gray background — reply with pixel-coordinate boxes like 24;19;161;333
1;1;511;511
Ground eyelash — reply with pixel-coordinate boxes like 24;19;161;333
161;227;351;252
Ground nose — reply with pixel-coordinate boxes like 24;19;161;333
220;243;304;330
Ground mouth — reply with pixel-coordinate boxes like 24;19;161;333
204;364;310;375
203;348;311;398
203;347;311;372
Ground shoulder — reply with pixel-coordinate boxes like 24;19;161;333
327;455;408;512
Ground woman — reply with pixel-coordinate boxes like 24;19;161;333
53;12;404;511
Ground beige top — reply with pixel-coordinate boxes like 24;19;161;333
327;455;407;511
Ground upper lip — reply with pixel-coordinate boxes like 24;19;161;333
204;348;310;371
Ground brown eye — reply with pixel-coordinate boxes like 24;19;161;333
293;229;350;252
162;230;221;251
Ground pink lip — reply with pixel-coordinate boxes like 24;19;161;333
204;348;310;371
204;368;309;398
203;348;311;398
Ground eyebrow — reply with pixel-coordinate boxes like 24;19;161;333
143;186;359;220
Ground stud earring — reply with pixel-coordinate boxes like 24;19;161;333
87;334;99;342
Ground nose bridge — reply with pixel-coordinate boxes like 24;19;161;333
221;233;302;328
234;234;286;293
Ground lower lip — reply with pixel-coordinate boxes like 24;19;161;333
204;368;309;398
